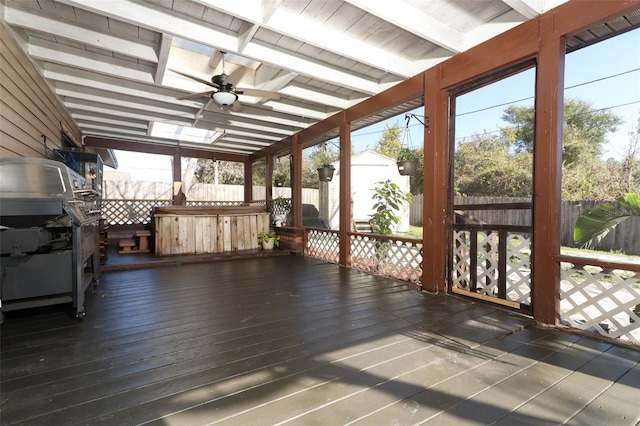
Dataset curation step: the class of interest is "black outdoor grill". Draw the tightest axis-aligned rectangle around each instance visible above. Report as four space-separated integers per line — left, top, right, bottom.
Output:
0 154 103 321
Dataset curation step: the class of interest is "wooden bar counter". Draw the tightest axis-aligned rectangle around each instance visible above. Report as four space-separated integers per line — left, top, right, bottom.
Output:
152 206 270 256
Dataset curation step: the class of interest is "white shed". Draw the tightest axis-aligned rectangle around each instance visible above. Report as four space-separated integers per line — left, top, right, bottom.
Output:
319 150 411 232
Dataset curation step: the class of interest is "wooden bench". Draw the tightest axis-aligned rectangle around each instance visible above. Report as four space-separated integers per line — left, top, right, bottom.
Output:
118 239 136 254
135 230 151 252
118 230 152 254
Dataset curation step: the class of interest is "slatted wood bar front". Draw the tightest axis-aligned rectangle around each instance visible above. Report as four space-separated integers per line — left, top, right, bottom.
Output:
152 206 270 255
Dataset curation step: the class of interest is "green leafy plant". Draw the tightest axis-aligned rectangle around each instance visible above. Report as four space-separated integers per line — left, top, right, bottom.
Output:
369 180 411 235
258 231 279 247
396 148 419 162
271 196 292 213
273 171 287 185
573 193 639 248
319 162 335 169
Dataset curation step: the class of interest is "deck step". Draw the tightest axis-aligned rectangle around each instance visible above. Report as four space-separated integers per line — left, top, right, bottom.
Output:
354 219 372 233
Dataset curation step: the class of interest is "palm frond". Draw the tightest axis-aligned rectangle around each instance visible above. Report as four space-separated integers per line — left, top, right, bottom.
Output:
573 193 639 248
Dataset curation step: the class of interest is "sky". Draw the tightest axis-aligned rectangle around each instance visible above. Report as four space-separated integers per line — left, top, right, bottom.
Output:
111 27 640 180
352 27 640 160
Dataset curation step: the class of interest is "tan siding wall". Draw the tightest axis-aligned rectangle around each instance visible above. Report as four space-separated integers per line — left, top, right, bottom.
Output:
0 22 81 159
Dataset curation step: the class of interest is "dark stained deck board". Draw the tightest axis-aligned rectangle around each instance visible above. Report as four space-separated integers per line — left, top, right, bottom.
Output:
1 255 638 425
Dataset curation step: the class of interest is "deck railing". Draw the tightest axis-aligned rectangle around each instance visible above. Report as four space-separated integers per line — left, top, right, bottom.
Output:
557 255 640 346
304 228 423 286
451 224 533 312
101 199 265 226
102 199 172 225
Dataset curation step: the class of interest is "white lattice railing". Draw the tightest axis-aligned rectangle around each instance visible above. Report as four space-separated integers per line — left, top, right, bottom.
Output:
303 228 423 286
305 228 340 263
350 234 422 285
102 199 172 225
451 225 532 311
102 199 260 225
559 256 640 346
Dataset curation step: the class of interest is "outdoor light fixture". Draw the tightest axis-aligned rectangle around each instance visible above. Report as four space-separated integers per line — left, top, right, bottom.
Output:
212 89 238 106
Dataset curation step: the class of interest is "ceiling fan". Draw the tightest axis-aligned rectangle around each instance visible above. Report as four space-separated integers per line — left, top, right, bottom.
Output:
172 52 281 112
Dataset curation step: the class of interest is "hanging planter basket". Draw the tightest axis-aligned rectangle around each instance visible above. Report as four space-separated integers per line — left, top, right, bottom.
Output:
317 166 335 182
396 159 417 176
397 116 418 176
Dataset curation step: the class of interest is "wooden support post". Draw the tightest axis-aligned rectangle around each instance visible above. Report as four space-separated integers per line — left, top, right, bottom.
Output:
422 68 449 293
339 115 351 267
291 134 303 228
244 159 252 203
532 12 565 325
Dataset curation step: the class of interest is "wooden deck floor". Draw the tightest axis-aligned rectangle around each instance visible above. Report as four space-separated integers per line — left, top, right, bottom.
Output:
1 255 639 425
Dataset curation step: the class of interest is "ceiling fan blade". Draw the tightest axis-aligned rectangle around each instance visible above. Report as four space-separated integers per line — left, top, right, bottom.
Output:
231 100 242 112
178 91 214 101
169 69 218 88
236 88 281 100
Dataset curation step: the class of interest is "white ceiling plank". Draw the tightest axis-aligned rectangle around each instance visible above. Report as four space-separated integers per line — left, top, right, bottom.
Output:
196 0 415 78
59 0 381 95
78 123 150 136
237 22 259 53
266 101 333 121
212 129 282 141
55 86 198 119
464 10 527 50
56 0 239 52
43 64 200 107
4 4 158 62
28 38 156 84
344 0 464 54
227 106 314 129
243 42 379 94
277 84 352 109
198 112 296 136
254 65 296 87
501 0 544 19
155 33 173 84
217 136 272 146
214 141 272 149
63 101 195 127
71 113 149 129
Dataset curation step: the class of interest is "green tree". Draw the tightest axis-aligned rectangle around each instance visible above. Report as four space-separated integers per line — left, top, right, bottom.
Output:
454 132 532 197
194 159 244 185
302 142 339 188
373 121 423 194
503 98 621 166
619 114 640 193
374 122 403 159
456 99 622 199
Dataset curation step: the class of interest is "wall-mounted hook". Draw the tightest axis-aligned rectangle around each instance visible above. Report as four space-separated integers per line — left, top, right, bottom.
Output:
405 113 430 128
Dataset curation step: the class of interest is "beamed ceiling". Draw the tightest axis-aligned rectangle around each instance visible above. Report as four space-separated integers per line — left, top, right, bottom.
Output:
3 0 581 158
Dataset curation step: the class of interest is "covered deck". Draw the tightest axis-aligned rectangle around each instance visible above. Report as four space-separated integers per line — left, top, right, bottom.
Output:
2 255 638 425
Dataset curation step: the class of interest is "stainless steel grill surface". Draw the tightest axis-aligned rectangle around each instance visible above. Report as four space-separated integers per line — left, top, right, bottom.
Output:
0 157 102 321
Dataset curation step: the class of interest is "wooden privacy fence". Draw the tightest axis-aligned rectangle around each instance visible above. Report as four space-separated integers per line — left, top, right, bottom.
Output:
410 195 639 254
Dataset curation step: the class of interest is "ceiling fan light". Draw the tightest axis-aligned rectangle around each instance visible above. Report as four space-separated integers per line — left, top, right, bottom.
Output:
212 91 238 106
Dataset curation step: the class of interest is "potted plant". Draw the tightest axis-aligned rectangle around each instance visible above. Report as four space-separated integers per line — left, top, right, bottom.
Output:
271 196 292 227
273 171 287 187
258 230 280 250
396 148 418 176
317 162 335 182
